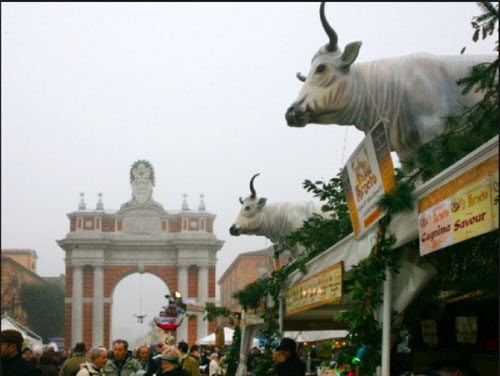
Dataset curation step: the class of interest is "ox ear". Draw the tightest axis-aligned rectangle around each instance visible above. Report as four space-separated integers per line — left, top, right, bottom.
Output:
257 198 267 209
339 41 362 69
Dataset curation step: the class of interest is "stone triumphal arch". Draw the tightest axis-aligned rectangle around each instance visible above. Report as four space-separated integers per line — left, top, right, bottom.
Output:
57 160 224 348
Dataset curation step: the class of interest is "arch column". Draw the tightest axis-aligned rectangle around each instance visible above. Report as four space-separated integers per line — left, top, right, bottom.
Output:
71 265 83 346
177 265 188 342
92 266 104 347
197 265 209 339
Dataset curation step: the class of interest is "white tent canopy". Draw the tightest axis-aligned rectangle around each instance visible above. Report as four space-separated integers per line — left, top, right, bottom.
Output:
197 327 259 347
197 327 235 346
284 330 348 343
1 314 43 348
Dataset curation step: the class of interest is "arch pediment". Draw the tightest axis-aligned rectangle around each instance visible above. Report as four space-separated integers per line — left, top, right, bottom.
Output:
118 206 166 234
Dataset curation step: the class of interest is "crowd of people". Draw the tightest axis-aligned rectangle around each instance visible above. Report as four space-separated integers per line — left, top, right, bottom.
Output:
2 328 479 376
1 329 232 376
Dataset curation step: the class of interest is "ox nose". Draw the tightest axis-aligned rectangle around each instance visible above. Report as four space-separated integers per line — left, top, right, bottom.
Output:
285 105 307 127
285 106 295 124
229 225 240 236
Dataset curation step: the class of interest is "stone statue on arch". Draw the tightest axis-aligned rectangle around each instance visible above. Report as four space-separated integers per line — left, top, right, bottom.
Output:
120 159 164 211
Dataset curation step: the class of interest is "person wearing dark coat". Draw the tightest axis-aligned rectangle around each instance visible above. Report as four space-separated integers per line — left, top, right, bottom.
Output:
1 329 43 376
59 342 89 376
136 345 158 376
37 350 59 376
272 338 306 376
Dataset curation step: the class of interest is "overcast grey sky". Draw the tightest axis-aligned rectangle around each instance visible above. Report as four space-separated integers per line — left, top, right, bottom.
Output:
2 2 496 343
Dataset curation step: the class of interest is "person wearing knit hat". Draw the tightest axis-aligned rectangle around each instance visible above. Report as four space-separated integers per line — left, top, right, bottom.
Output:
1 329 42 376
59 343 89 376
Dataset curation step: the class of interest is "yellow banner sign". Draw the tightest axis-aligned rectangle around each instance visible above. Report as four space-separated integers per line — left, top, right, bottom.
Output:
418 154 498 255
342 121 395 239
286 261 342 316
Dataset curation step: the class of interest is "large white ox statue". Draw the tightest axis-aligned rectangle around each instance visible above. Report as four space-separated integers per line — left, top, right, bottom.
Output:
285 2 496 160
229 174 330 244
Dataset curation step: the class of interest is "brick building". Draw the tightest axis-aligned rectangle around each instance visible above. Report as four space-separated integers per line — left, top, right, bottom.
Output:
218 248 269 313
57 161 224 349
1 249 47 325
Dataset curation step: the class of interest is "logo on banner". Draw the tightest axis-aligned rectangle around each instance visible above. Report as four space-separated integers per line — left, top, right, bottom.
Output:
342 121 395 239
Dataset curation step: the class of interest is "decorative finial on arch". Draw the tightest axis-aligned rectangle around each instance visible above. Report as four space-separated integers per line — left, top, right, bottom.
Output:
96 192 104 211
199 194 206 211
79 192 86 210
182 194 190 211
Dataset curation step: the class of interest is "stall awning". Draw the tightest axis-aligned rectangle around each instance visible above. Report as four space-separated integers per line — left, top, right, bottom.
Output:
285 330 348 342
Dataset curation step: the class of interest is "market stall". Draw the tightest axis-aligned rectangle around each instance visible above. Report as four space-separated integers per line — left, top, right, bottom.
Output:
282 136 498 373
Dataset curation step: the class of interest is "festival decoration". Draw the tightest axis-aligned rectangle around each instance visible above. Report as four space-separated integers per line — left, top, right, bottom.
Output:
165 335 176 345
154 292 185 332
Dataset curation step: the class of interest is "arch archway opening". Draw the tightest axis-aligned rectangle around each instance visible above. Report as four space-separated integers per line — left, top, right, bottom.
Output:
111 272 170 349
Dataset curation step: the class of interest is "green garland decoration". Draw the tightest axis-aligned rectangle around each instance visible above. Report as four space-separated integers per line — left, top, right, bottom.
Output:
222 324 242 376
231 278 268 311
201 304 242 376
129 159 156 186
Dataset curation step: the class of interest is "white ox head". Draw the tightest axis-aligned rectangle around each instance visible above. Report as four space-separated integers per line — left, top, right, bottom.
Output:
229 173 268 237
285 2 362 127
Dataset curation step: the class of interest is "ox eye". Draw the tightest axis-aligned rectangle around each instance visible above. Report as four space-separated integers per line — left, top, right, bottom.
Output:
245 206 250 211
315 64 326 74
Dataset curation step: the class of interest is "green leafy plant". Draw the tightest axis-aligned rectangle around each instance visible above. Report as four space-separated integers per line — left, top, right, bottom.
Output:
20 282 65 342
222 325 242 376
232 278 268 311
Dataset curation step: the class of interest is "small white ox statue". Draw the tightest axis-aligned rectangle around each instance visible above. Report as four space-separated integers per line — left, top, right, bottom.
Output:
229 173 330 244
285 2 496 160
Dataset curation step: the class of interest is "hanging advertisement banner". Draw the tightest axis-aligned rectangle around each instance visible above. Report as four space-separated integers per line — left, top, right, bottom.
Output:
456 316 478 344
183 298 206 316
418 153 498 256
341 121 395 239
285 261 342 316
421 320 438 347
243 306 265 326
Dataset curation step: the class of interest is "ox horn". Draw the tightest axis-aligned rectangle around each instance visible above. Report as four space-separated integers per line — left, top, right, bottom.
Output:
249 173 260 199
239 197 244 204
296 72 306 82
320 2 338 52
